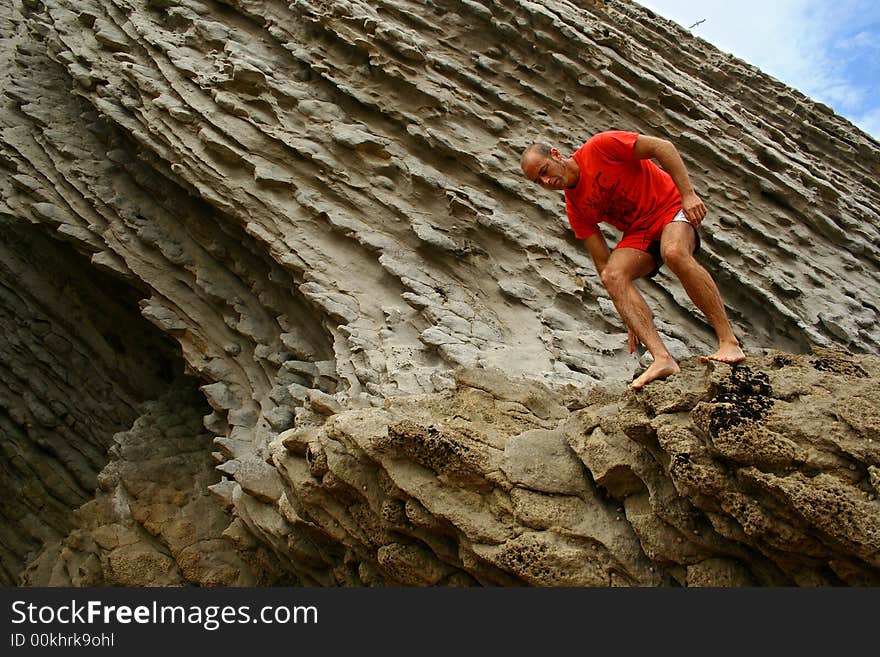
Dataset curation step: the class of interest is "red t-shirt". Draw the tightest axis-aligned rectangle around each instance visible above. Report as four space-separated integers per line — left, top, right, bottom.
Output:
564 131 682 248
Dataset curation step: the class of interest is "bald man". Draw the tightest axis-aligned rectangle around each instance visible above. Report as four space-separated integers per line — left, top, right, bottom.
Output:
521 131 745 388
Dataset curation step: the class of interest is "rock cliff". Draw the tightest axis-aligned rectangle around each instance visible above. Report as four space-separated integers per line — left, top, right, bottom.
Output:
1 0 878 586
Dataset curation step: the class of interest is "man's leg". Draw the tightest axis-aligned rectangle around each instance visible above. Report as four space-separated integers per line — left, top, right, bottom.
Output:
600 247 681 389
659 222 746 363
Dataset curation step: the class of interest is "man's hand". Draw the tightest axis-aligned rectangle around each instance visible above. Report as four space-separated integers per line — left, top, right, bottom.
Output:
628 328 641 354
681 191 707 227
633 136 707 227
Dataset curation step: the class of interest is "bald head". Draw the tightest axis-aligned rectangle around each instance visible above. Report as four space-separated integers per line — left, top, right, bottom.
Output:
520 143 552 171
520 142 578 190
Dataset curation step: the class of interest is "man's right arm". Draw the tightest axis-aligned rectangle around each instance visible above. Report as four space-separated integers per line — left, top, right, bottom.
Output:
583 232 640 353
583 231 610 275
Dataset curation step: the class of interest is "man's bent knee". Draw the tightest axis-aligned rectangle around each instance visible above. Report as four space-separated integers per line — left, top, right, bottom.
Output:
660 244 696 271
603 248 656 290
600 266 630 294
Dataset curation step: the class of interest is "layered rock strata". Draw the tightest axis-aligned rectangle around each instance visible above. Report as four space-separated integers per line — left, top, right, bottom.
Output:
0 0 878 585
22 378 261 586
0 217 183 584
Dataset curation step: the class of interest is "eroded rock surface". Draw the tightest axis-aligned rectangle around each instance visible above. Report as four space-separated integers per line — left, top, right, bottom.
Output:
0 218 183 584
0 0 878 585
258 350 879 587
22 378 261 586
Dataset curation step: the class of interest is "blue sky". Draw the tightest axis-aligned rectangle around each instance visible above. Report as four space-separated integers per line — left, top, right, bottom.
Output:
638 0 880 139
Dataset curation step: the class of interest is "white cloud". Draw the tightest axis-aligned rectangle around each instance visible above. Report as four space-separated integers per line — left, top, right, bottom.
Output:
855 107 880 142
636 0 878 137
636 1 820 91
819 82 864 112
838 30 877 52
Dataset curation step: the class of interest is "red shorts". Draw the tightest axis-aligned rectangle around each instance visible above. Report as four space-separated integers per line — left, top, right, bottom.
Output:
616 209 701 278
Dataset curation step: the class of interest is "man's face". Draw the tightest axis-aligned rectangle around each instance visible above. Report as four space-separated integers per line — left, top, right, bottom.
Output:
521 149 571 190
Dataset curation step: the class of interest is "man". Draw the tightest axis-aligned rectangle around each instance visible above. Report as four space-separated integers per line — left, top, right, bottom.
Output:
520 131 745 389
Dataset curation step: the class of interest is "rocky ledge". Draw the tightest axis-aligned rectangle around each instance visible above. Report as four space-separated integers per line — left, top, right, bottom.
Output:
26 349 880 586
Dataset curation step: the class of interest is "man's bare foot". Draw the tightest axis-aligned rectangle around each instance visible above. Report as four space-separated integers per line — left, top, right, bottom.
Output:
631 357 680 390
700 342 746 364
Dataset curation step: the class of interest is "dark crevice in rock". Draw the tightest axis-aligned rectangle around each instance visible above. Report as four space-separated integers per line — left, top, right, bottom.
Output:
0 218 186 585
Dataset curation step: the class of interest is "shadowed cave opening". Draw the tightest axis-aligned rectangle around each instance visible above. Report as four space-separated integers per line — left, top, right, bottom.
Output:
0 218 201 585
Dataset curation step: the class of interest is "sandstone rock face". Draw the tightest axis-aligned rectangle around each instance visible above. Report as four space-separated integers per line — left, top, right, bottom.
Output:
0 0 878 585
263 350 879 586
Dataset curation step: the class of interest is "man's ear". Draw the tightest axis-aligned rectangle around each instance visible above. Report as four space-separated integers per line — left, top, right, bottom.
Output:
550 148 564 161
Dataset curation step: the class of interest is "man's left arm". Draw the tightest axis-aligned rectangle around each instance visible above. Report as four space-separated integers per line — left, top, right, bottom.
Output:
632 135 707 226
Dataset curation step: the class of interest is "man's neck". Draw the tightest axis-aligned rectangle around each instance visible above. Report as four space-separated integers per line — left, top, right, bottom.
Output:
566 158 580 189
